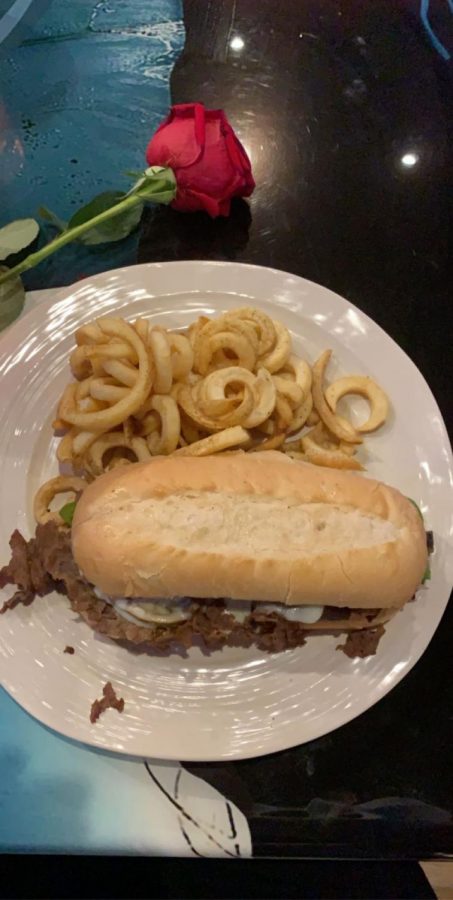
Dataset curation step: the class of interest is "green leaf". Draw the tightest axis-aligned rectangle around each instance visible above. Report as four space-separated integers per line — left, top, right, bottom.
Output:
67 191 144 245
407 499 431 584
0 219 40 260
38 206 67 232
0 269 26 331
59 500 76 526
127 166 176 204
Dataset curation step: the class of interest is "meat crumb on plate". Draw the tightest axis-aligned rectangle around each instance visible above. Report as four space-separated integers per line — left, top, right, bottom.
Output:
90 681 125 724
63 645 75 654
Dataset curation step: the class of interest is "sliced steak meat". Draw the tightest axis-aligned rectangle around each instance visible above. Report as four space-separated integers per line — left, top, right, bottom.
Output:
34 522 79 584
321 606 381 622
0 529 53 597
247 609 307 652
0 588 35 615
0 531 32 591
336 625 386 659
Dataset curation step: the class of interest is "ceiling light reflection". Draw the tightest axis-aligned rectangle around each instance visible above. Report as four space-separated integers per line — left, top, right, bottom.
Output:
401 152 419 168
230 36 245 51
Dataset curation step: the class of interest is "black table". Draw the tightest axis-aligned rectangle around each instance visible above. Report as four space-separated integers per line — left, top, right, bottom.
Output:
139 0 453 864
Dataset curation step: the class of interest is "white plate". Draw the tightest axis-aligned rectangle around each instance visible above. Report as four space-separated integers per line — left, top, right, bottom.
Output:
0 261 452 761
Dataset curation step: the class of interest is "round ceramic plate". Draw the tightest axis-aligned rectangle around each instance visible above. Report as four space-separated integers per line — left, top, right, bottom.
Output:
0 261 451 760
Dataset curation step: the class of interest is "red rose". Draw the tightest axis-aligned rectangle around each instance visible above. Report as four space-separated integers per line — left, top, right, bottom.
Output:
145 103 255 217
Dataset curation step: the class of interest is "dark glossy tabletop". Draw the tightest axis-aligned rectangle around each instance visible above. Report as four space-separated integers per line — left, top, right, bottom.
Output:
144 0 453 859
1 0 452 864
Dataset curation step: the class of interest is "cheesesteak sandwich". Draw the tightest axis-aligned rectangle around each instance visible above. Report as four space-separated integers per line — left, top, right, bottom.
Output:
1 453 428 657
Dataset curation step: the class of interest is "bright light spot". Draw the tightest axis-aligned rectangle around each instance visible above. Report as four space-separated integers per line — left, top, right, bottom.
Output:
230 35 245 51
401 152 419 168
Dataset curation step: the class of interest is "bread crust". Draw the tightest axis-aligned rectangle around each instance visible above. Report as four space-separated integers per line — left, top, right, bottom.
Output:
72 455 427 608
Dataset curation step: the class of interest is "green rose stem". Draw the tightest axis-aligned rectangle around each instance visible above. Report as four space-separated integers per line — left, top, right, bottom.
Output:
0 196 139 286
0 166 176 288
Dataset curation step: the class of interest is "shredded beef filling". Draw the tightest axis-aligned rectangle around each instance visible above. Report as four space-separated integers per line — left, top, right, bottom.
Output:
0 521 387 656
336 625 386 659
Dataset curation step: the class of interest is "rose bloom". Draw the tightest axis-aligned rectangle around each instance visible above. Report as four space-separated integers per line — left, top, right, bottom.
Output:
146 103 255 217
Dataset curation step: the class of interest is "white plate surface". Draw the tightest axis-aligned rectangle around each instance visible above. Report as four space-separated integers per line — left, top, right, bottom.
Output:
0 261 452 760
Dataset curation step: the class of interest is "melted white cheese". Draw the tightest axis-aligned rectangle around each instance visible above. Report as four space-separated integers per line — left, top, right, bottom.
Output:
94 589 324 627
222 600 324 624
115 598 192 625
257 603 324 624
223 600 253 623
94 589 193 625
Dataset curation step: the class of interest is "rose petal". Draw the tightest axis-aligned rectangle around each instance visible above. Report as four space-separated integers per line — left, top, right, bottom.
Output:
145 103 255 217
146 103 206 170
